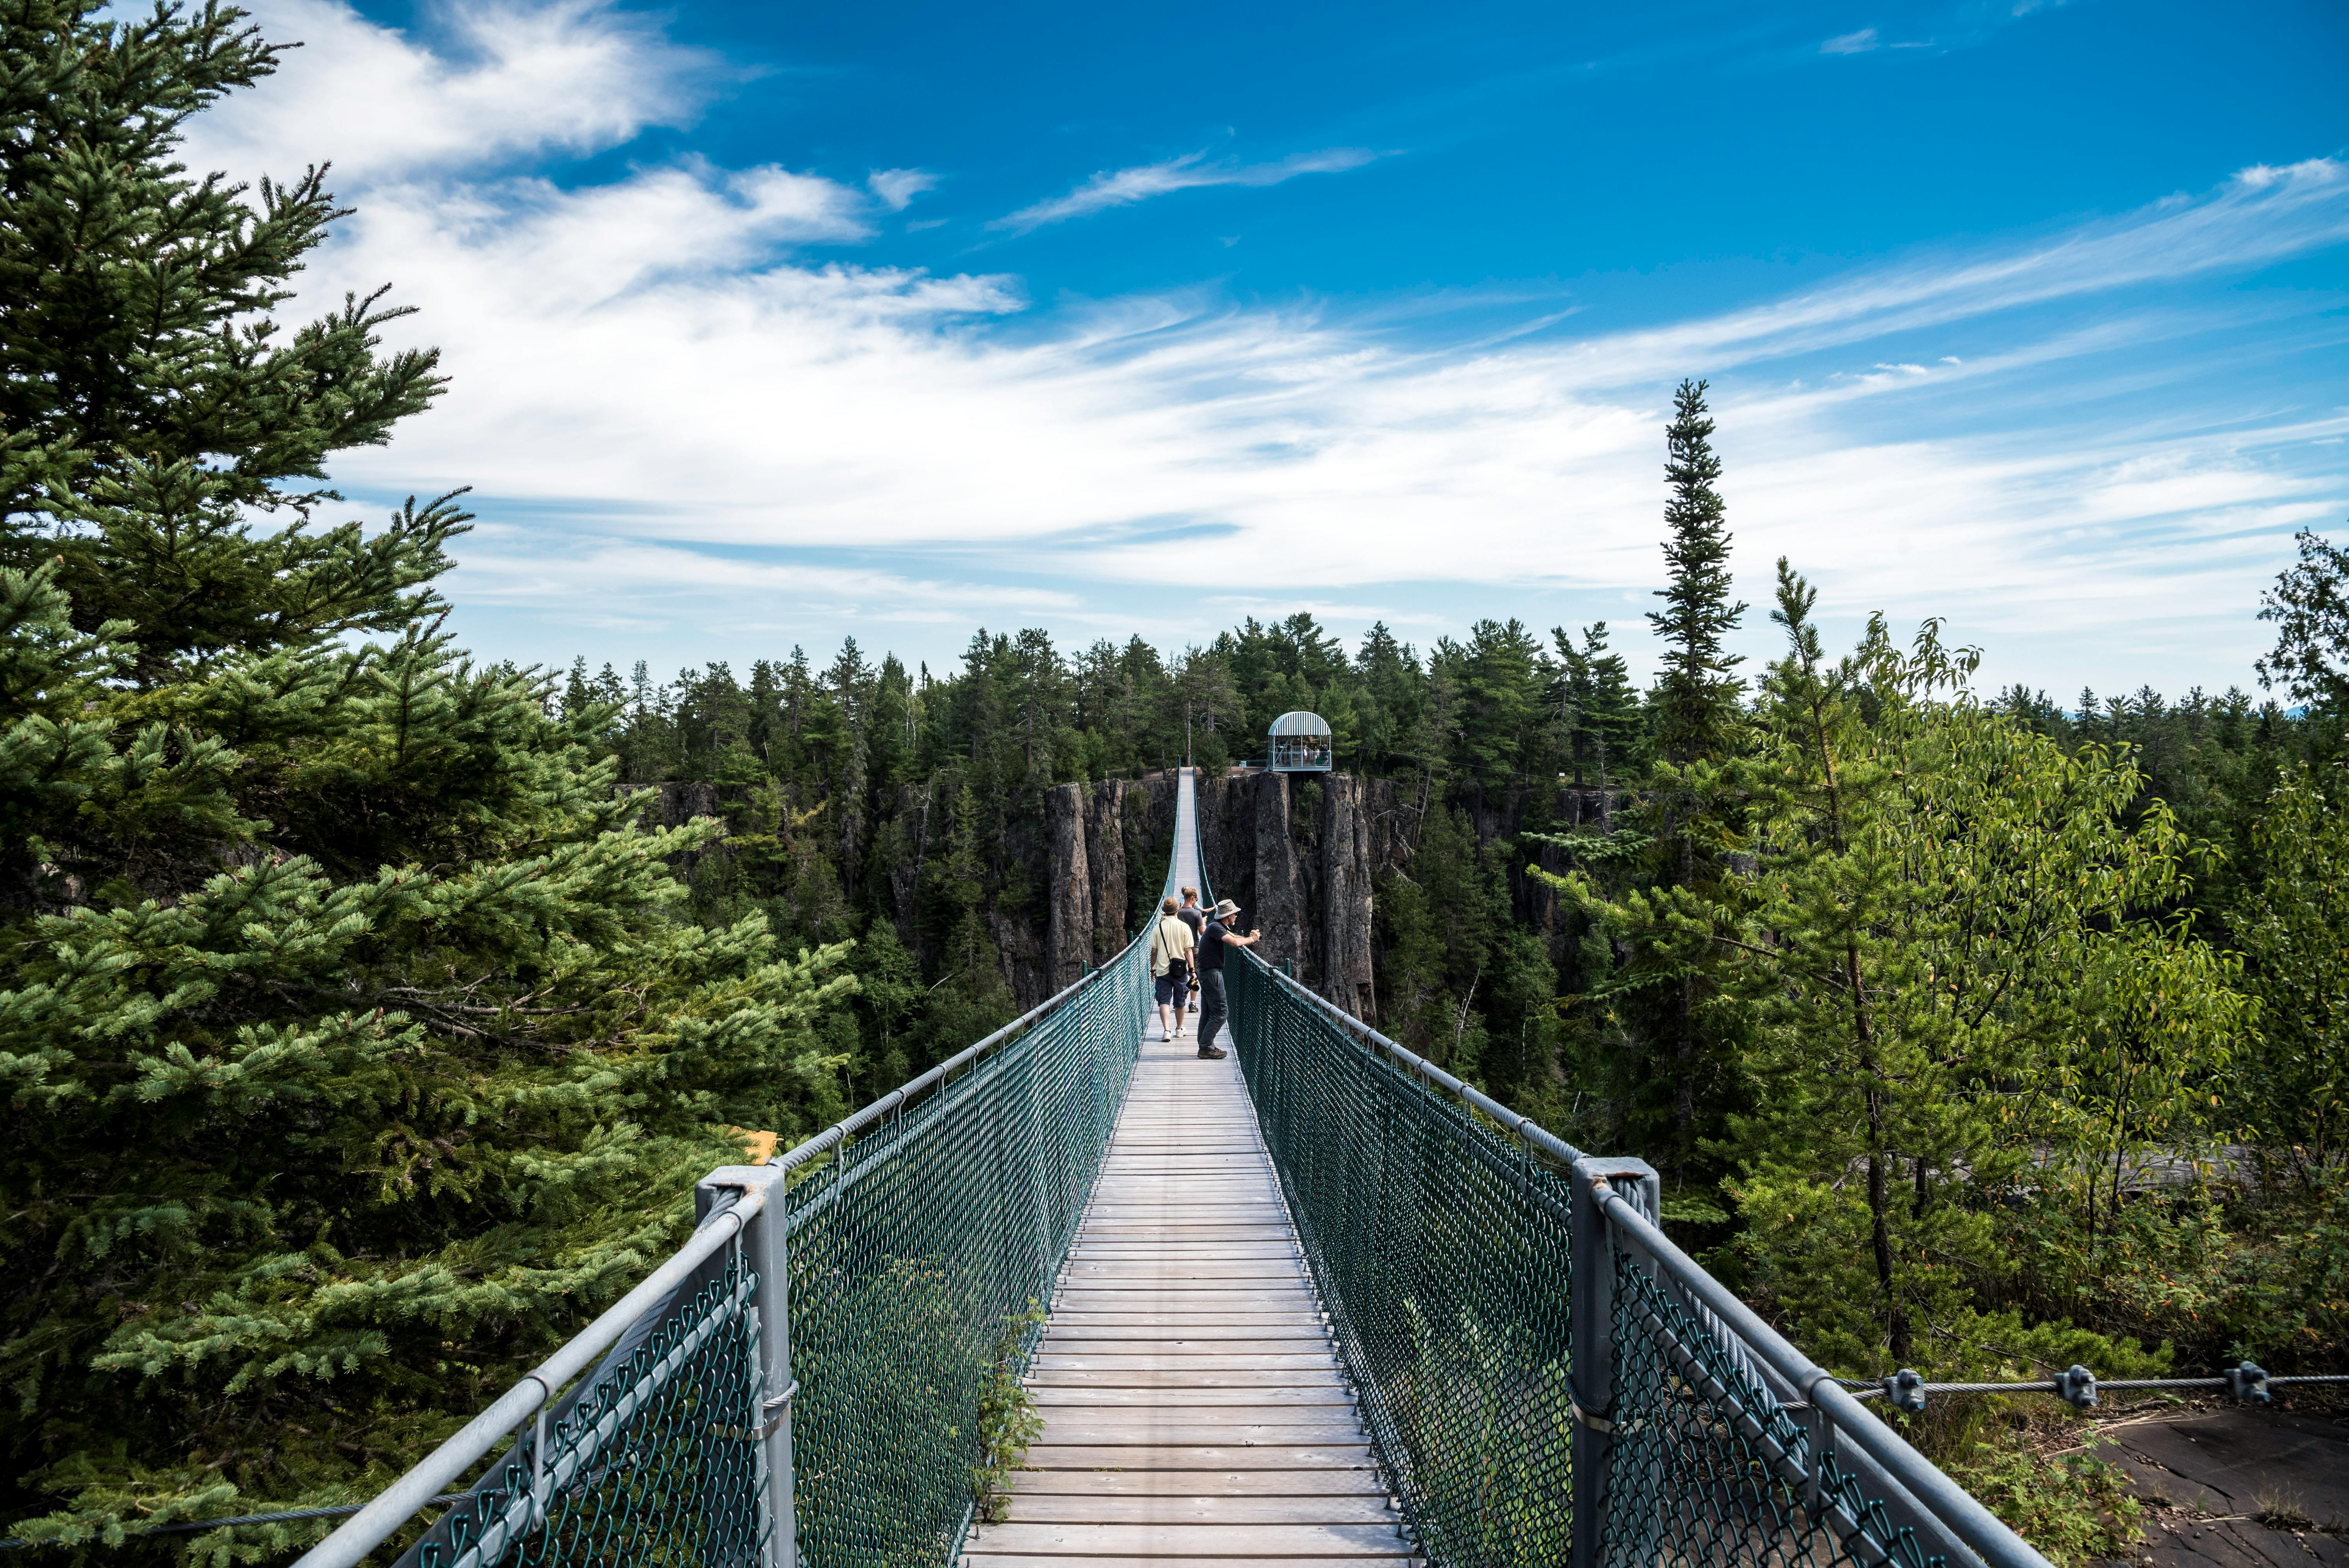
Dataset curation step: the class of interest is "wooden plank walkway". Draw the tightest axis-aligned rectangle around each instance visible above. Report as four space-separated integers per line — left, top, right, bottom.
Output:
965 771 1410 1568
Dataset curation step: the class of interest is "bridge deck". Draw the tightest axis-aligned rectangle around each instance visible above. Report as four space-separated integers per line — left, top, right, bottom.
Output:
964 771 1411 1568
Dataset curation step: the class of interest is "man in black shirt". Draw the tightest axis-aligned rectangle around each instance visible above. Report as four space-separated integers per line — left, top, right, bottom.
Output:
1192 897 1260 1060
1174 888 1205 1037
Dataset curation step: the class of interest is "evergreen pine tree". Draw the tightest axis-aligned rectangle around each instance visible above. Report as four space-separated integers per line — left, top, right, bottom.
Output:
1453 618 1543 793
0 1 448 681
0 8 854 1550
1647 379 1746 764
1552 622 1641 809
1354 622 1424 776
1634 378 1747 1177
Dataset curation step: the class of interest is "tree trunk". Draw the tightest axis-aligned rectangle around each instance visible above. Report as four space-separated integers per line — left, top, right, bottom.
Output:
1673 831 1696 1174
1867 1134 1906 1361
1850 935 1905 1361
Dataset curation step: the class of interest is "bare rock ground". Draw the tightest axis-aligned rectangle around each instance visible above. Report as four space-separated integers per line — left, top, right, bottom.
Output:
2100 1401 2349 1568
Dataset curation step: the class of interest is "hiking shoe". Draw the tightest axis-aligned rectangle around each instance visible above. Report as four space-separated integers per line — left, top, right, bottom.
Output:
1196 1045 1227 1059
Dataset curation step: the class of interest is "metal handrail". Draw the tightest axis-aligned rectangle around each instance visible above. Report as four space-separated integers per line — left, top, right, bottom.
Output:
1588 1172 2048 1568
770 926 1143 1185
1233 944 1586 1166
297 1188 763 1568
1233 950 2053 1568
294 927 1146 1568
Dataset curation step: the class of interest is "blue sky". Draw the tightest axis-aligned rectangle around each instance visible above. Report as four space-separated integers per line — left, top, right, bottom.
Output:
192 0 2348 696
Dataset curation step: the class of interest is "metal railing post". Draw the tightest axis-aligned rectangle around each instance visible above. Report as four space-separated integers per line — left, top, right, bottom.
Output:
700 1165 797 1568
1570 1155 1657 1568
1028 1032 1052 1286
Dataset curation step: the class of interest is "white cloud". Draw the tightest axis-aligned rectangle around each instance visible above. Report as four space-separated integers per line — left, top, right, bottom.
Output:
455 528 1083 629
205 0 2349 688
993 148 1379 231
1822 27 1880 53
185 0 715 180
397 160 879 305
867 169 940 210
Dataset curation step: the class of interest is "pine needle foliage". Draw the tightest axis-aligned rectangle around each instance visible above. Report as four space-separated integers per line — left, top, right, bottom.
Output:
0 0 451 684
1551 622 1641 798
0 6 857 1555
1609 378 1750 1180
1547 559 2247 1370
1646 378 1746 768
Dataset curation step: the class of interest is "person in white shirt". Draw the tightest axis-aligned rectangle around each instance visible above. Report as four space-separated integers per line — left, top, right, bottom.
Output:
1148 896 1196 1040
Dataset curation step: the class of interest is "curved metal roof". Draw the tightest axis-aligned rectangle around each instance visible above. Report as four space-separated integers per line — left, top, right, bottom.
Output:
1267 709 1333 737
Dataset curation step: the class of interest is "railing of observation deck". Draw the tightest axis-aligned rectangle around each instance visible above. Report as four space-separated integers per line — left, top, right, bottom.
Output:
1226 950 2053 1568
298 914 1157 1568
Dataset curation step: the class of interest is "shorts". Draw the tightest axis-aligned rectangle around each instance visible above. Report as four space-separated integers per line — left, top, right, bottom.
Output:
1154 965 1191 1006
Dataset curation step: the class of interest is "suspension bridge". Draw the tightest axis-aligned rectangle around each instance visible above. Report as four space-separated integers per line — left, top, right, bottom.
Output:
299 771 2049 1568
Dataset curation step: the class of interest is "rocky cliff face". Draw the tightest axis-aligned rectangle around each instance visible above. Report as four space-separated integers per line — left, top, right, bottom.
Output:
1185 768 1620 1020
1184 770 1380 1018
1043 778 1144 991
658 767 1619 1021
971 768 1389 1016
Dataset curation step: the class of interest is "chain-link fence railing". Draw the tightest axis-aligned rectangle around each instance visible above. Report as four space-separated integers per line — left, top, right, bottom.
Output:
399 1240 768 1568
1226 952 1572 1568
299 931 1149 1568
781 937 1145 1568
1226 951 2052 1568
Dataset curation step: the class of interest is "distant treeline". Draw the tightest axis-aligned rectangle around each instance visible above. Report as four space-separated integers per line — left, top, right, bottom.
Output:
561 579 2311 1141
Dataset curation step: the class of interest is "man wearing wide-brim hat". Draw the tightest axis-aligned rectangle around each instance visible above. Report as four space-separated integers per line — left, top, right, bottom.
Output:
1192 898 1260 1061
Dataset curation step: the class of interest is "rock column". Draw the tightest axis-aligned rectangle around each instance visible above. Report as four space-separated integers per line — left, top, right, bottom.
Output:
1253 772 1306 973
1046 782 1092 991
1321 774 1376 1018
1084 780 1132 959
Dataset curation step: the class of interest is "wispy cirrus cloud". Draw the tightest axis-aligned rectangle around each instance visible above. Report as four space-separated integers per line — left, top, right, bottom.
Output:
190 0 2349 689
992 147 1379 232
309 144 2344 678
1808 0 2077 61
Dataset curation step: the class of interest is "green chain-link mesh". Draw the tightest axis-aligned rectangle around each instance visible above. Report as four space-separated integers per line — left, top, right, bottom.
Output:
1608 1252 1940 1568
417 1254 769 1568
380 778 1997 1568
411 938 1146 1568
1227 954 1574 1568
1229 952 1969 1568
782 937 1147 1568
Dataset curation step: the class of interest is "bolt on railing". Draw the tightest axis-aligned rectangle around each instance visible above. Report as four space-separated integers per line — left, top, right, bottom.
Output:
1864 1361 2338 1414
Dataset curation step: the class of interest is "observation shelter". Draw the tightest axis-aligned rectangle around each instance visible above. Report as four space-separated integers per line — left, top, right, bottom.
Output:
1267 709 1334 772
299 768 2055 1568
